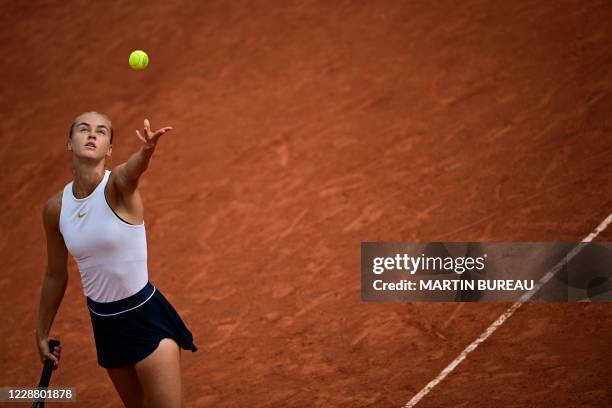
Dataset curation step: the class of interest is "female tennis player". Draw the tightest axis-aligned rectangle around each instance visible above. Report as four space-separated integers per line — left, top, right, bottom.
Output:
35 111 198 408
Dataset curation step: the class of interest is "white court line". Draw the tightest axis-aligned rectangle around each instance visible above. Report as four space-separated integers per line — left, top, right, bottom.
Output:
404 213 612 408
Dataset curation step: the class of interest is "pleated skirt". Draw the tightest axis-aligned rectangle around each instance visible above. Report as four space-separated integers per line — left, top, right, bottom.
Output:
87 281 198 369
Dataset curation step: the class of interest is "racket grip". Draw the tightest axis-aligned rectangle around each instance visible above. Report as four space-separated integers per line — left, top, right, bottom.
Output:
31 339 60 407
48 339 60 353
45 339 60 368
38 339 61 387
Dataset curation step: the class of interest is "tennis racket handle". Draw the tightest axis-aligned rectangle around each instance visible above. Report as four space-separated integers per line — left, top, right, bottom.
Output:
31 339 61 408
38 339 61 387
48 339 60 353
45 339 60 367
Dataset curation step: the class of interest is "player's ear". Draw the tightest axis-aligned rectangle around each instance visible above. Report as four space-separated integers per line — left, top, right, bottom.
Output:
67 141 72 151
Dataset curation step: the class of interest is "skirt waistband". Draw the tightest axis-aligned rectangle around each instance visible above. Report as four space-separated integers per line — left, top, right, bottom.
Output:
87 281 156 317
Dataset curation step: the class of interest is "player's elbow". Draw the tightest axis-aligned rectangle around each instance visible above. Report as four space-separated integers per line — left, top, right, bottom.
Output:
46 264 68 283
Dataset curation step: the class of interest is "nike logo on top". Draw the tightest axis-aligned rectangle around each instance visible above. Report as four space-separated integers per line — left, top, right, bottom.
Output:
78 211 87 218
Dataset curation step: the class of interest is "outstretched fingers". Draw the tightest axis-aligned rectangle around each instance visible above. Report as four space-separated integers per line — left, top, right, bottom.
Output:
151 126 173 142
144 119 151 137
136 121 173 146
135 129 148 144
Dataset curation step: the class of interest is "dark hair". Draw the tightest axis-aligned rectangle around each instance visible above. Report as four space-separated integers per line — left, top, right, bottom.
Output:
68 111 114 143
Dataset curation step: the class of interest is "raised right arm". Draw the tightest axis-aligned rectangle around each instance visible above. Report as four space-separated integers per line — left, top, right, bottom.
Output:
35 191 67 366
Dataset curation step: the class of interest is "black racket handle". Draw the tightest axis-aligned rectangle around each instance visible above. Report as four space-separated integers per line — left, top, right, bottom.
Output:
31 339 60 408
39 339 60 386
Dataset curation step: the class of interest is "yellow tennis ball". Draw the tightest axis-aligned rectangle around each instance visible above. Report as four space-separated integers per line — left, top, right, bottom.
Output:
129 50 149 70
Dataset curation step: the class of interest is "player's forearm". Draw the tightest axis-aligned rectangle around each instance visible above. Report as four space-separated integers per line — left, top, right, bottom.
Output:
123 146 156 184
35 273 67 339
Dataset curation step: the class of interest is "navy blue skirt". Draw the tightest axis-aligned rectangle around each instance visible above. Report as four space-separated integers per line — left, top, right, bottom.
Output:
87 281 198 369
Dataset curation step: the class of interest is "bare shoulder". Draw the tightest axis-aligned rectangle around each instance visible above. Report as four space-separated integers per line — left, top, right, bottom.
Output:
43 190 63 229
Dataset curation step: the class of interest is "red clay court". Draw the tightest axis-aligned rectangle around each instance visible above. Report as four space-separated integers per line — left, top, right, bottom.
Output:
1 1 611 406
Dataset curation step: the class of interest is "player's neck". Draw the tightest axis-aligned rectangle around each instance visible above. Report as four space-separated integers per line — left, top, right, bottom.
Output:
72 165 106 198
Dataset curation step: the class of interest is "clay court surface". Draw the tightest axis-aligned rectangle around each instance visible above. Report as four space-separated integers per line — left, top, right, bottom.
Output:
1 1 611 406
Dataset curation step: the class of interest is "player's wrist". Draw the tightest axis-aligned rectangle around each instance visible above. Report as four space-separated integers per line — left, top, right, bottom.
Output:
140 144 155 157
35 329 48 341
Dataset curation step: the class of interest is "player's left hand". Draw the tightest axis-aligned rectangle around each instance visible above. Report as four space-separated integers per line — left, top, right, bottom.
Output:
136 119 173 149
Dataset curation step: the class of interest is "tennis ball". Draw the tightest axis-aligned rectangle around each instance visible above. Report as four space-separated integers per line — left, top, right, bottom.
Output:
129 50 149 70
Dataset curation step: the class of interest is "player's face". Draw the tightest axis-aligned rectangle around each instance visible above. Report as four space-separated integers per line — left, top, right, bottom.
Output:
69 113 112 160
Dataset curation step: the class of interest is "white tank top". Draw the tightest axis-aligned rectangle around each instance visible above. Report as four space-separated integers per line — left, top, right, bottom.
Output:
59 170 149 302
